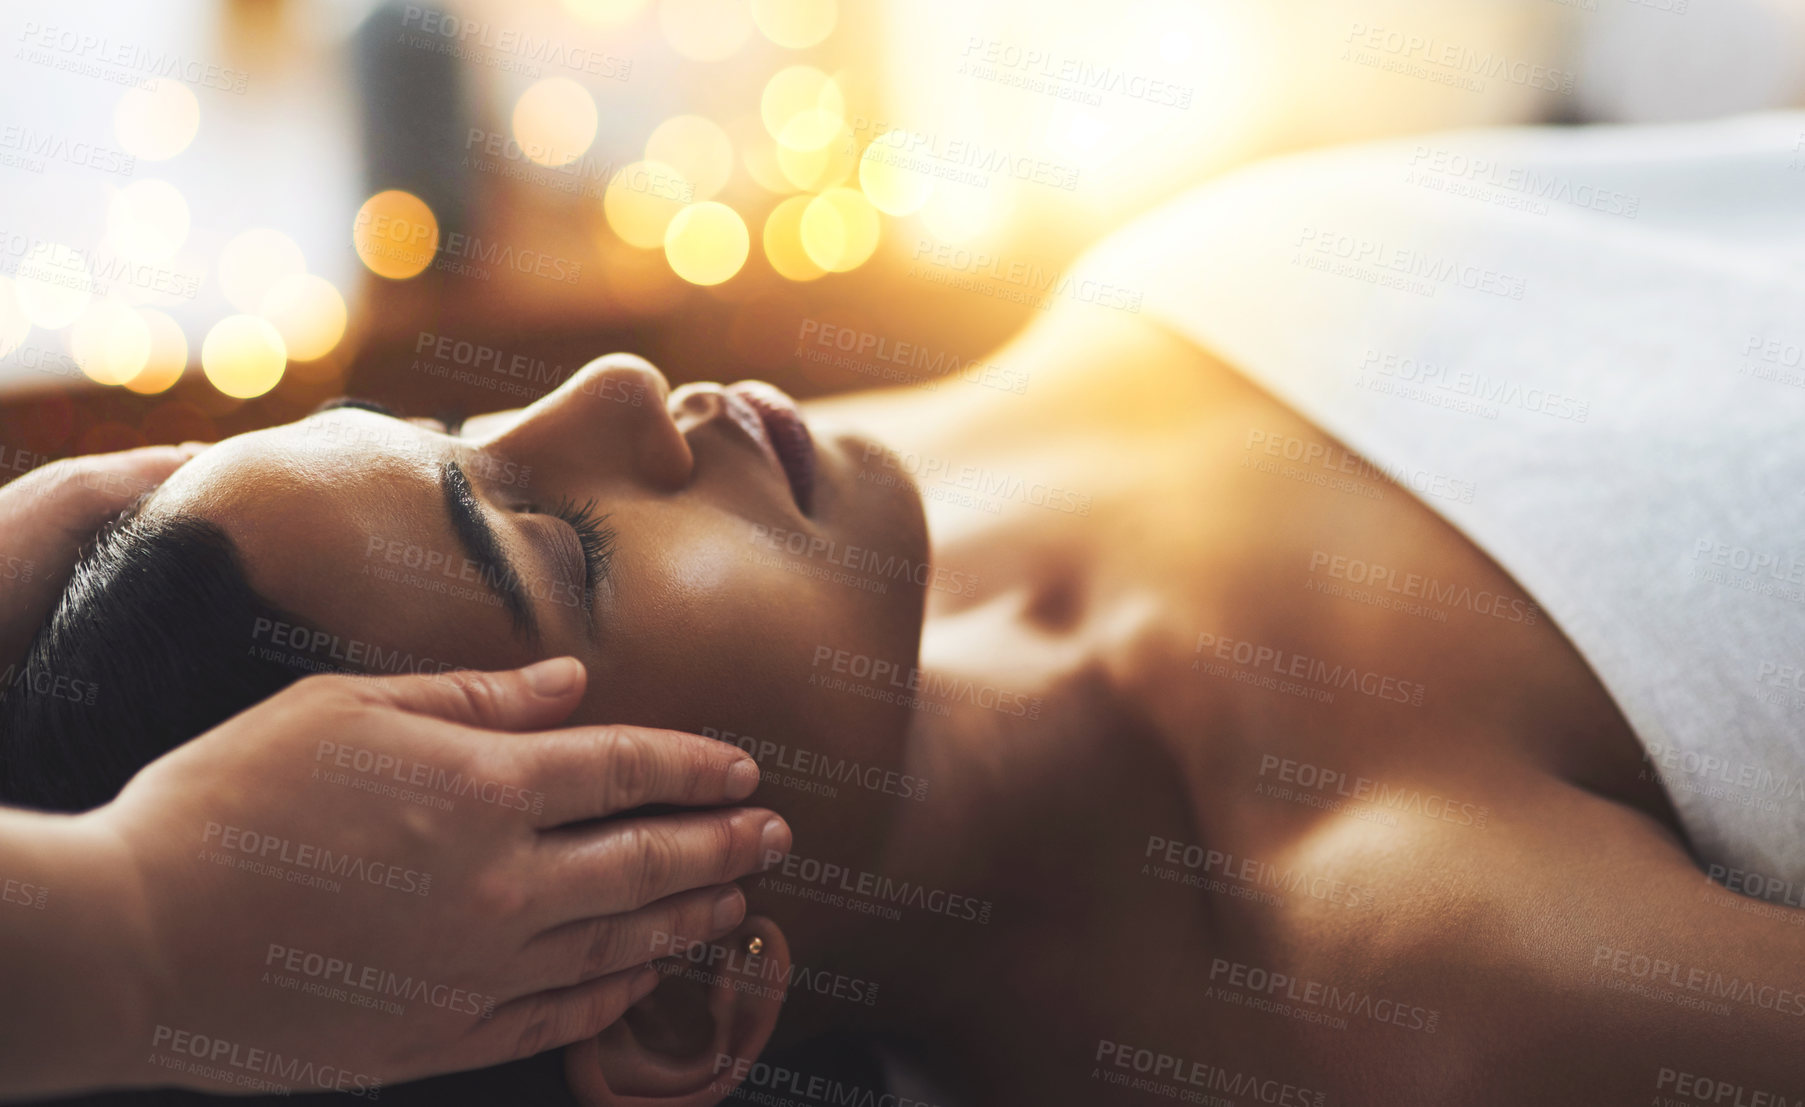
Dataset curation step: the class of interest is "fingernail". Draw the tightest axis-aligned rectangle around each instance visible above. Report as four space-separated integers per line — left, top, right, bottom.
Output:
522 656 582 697
712 886 746 932
759 817 791 867
726 758 760 800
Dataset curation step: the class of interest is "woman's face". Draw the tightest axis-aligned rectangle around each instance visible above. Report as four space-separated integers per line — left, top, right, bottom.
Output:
147 355 931 796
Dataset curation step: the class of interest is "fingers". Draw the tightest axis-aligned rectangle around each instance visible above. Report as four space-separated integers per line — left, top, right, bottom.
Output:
481 964 663 1064
347 658 589 732
516 724 763 826
506 884 746 997
531 807 789 926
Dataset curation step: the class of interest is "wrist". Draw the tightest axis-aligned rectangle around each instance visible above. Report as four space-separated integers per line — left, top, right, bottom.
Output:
69 805 167 1090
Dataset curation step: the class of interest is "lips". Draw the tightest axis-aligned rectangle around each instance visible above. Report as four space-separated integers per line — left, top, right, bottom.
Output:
728 381 816 514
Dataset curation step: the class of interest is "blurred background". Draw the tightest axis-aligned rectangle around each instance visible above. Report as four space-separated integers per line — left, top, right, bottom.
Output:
1 0 1803 460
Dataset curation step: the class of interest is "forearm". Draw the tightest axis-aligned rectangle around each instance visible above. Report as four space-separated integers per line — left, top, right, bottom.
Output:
0 805 151 1097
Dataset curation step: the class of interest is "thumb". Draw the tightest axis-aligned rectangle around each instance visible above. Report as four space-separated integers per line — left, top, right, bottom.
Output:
349 657 588 732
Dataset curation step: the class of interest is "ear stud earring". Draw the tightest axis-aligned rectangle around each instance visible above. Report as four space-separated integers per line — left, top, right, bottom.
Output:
745 936 764 956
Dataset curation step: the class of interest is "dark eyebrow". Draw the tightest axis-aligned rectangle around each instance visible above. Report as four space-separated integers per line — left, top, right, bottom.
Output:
440 460 538 641
314 397 401 418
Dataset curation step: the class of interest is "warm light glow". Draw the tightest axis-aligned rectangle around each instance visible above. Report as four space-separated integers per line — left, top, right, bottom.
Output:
751 0 836 48
114 79 200 161
124 309 188 394
218 228 308 313
645 115 735 201
70 300 151 386
202 315 287 399
259 274 347 362
919 177 1015 243
664 201 750 285
107 179 191 263
762 195 825 281
799 187 879 272
733 115 794 193
511 78 599 168
760 67 844 142
353 191 439 280
603 160 694 249
859 133 935 215
776 115 854 190
560 0 648 24
0 277 30 358
14 242 92 329
659 0 753 61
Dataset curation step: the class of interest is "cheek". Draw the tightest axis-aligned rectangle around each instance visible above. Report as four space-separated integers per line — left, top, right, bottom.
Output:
582 520 924 749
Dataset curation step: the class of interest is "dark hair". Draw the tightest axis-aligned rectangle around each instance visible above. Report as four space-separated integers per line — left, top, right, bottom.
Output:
0 509 307 812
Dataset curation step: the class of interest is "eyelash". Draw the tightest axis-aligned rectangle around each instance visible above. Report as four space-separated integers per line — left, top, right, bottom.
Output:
524 497 617 602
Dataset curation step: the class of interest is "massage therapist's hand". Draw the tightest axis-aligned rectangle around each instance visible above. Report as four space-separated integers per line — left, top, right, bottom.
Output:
0 443 203 673
0 659 788 1098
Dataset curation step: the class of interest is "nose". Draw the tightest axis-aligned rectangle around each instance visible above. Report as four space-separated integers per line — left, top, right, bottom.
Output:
481 353 693 490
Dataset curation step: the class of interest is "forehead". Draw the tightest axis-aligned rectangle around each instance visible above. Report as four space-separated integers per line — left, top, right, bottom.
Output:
145 413 529 672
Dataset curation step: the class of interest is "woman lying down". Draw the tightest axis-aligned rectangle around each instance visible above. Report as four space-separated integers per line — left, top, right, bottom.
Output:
10 112 1805 1107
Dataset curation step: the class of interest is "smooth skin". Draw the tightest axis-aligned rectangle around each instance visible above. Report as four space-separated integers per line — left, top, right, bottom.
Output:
0 450 792 1100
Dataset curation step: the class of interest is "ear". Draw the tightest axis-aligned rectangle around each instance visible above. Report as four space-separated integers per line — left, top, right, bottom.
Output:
564 916 790 1107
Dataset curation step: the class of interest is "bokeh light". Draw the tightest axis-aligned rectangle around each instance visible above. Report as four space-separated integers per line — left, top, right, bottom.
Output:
761 67 844 141
603 160 694 248
859 133 935 215
751 0 836 48
0 277 30 358
645 115 735 200
560 0 648 25
919 177 1016 243
114 80 201 161
776 114 855 190
218 228 308 313
69 299 151 386
659 0 754 61
353 190 439 280
762 195 826 281
106 179 191 263
14 242 92 329
799 187 879 272
201 314 286 399
511 77 599 168
664 201 750 285
258 274 347 362
124 309 189 395
733 114 794 193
